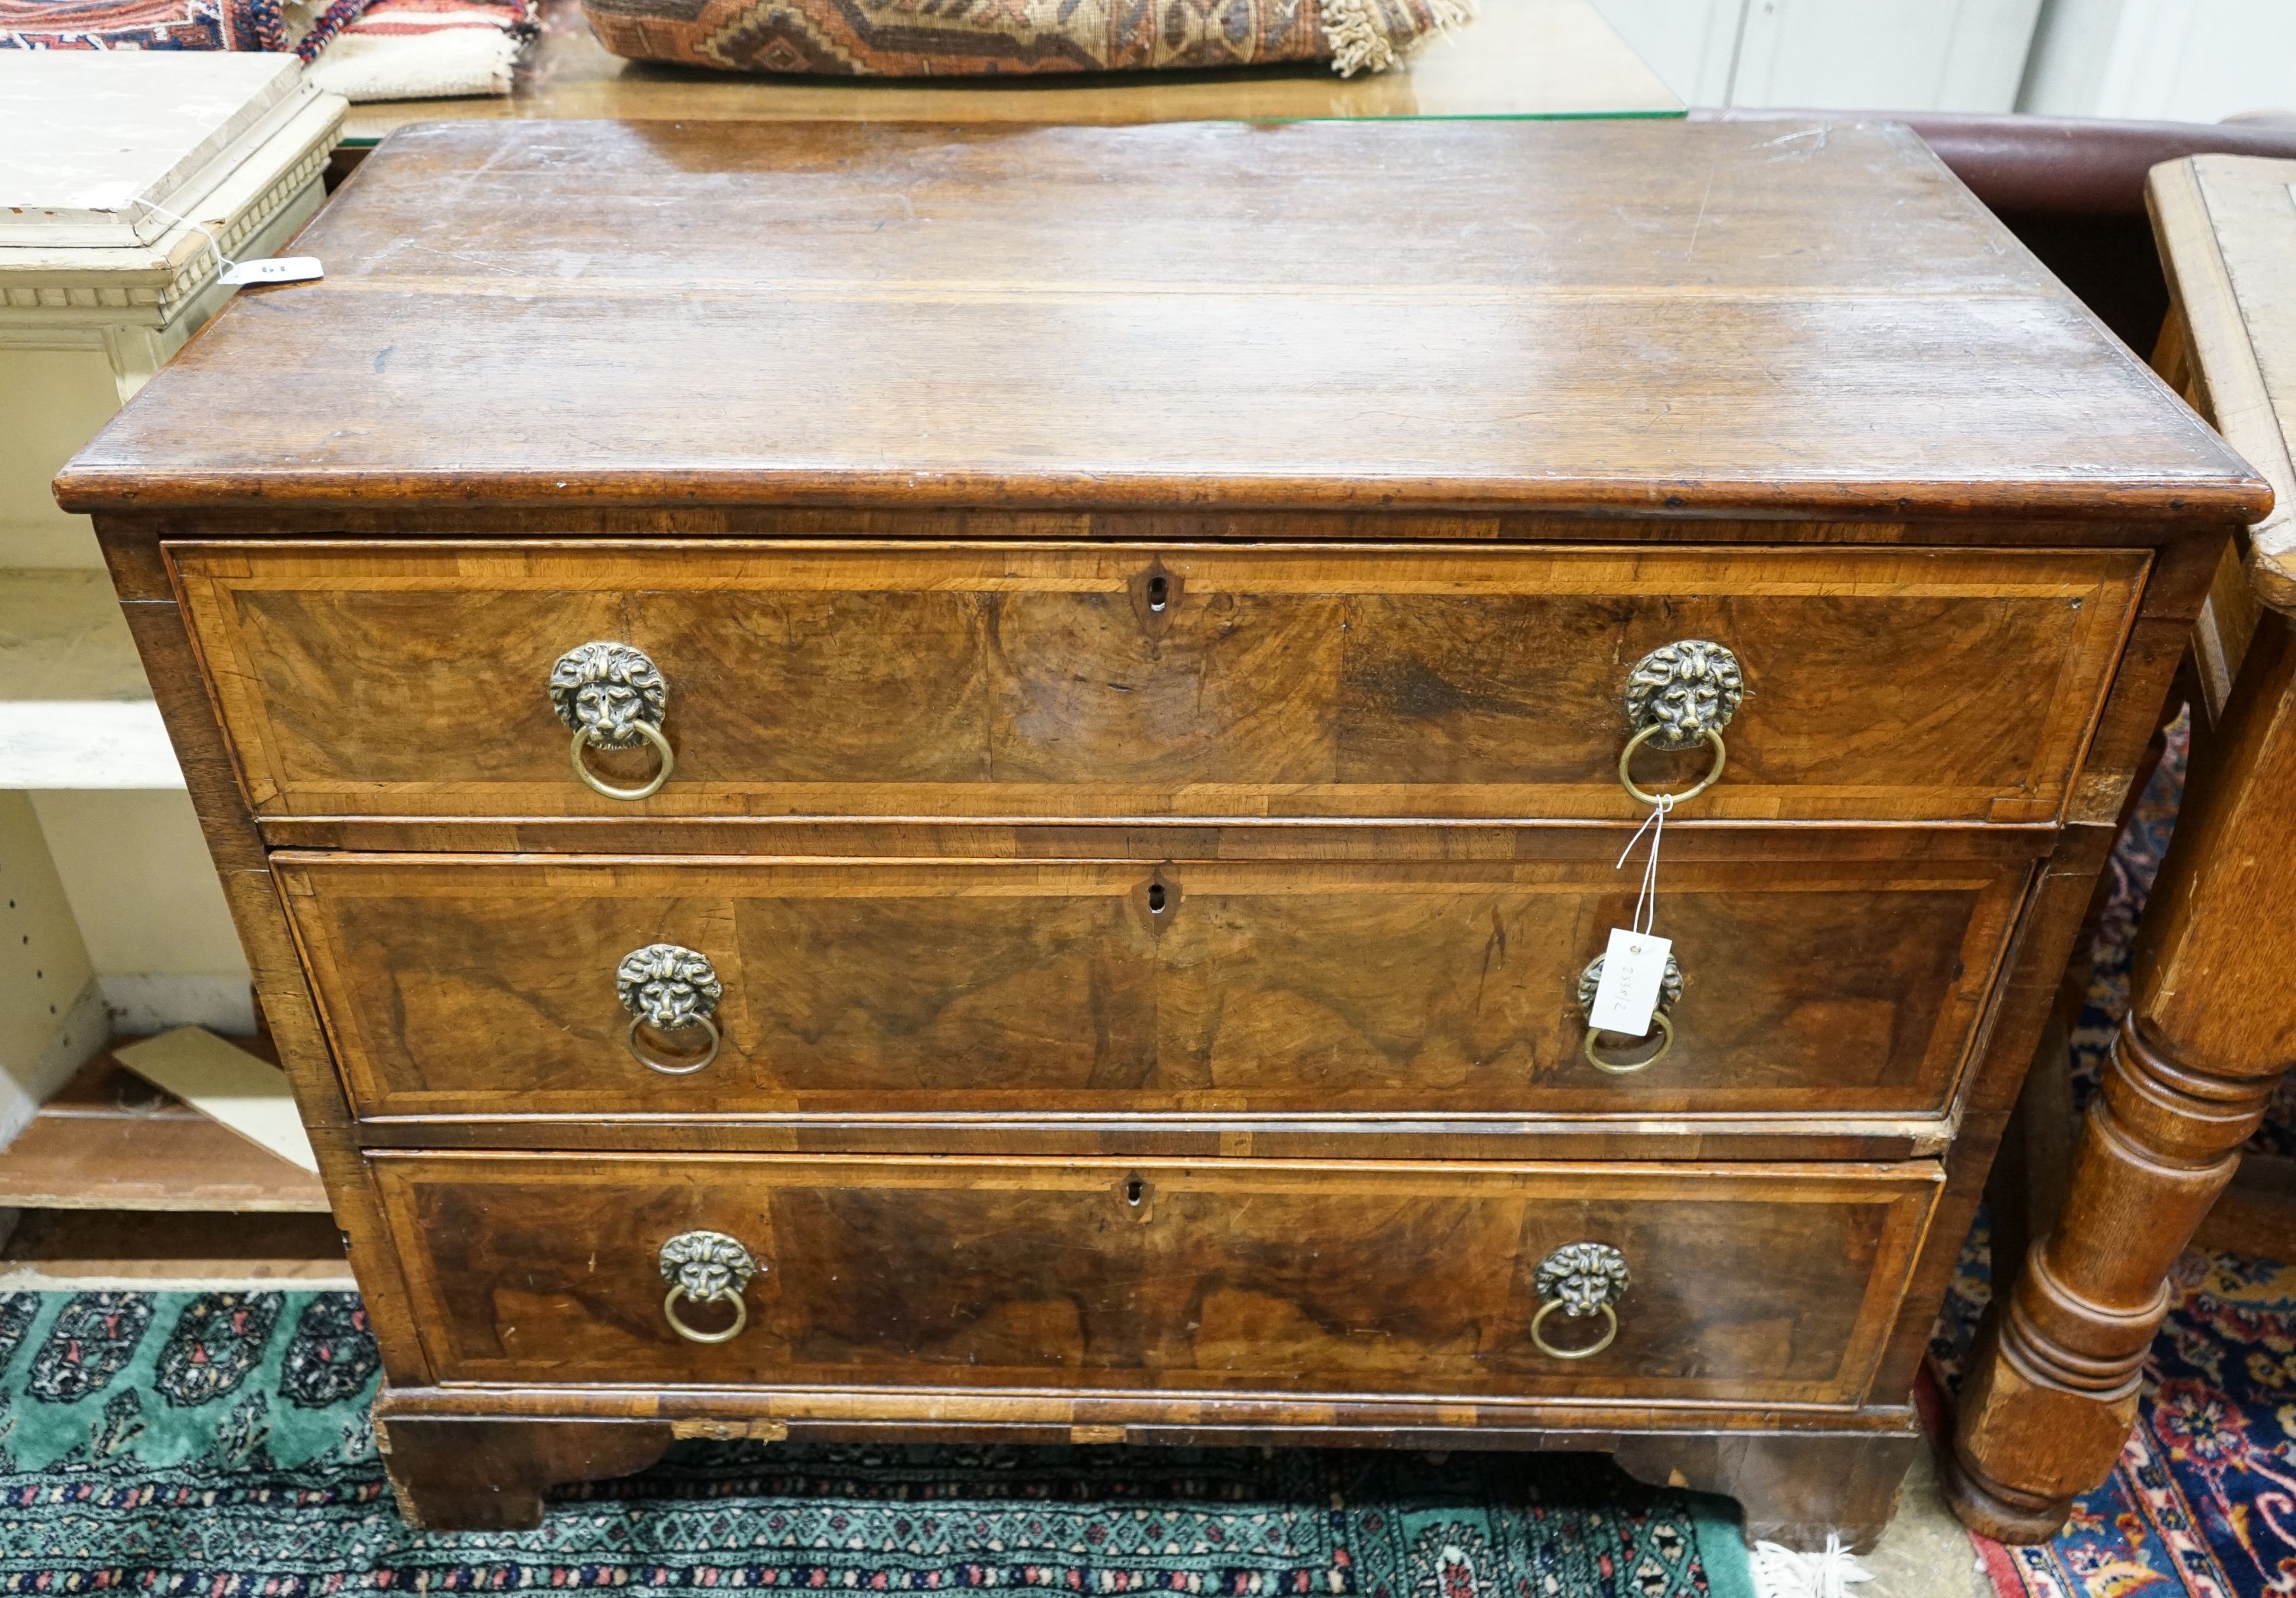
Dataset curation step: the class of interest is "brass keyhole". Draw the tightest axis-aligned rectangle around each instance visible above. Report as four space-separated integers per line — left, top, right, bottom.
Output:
1120 1172 1155 1221
1134 871 1179 934
1130 567 1183 634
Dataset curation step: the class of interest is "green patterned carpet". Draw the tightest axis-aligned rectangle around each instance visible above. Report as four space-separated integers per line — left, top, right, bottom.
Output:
0 1290 1755 1596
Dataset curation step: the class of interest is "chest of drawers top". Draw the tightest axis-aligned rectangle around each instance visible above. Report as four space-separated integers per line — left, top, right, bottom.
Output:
57 116 2262 530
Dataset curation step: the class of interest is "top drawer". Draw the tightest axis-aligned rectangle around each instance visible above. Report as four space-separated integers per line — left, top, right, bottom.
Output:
169 540 2145 827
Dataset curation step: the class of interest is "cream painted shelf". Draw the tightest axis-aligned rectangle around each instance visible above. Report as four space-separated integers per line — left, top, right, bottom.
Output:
0 569 179 790
0 57 338 1286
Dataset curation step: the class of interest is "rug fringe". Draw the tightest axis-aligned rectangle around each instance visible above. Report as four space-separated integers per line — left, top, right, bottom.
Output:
307 25 522 99
1322 0 1474 77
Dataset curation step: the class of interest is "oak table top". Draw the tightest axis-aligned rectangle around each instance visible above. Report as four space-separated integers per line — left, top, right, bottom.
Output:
57 117 2264 528
2151 155 2296 615
338 0 1680 145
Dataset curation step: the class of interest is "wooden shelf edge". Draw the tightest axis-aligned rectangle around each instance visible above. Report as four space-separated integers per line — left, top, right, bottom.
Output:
0 1208 352 1290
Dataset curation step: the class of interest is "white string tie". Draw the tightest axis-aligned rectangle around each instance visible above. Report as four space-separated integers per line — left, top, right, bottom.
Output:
1615 791 1672 937
132 197 243 278
132 197 323 288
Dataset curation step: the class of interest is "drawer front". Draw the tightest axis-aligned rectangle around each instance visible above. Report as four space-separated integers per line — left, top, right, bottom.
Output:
282 846 2029 1124
373 1153 1939 1404
174 540 2144 825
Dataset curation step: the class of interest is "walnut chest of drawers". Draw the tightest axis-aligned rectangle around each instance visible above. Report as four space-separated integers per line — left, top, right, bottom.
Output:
57 116 2268 1547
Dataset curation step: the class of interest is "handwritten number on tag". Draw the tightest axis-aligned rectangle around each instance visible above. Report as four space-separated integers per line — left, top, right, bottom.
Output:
220 256 324 287
1590 927 1671 1036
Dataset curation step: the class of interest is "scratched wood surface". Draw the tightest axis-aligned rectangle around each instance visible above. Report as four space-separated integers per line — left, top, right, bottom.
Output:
56 119 2262 523
370 1151 1941 1404
281 849 2026 1125
170 540 2146 825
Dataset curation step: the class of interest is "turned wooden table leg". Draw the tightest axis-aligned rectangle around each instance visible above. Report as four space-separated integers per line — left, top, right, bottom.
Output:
1949 616 2296 1541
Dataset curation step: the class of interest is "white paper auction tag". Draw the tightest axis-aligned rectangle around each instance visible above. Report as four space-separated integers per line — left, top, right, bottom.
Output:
1589 926 1672 1036
221 256 325 287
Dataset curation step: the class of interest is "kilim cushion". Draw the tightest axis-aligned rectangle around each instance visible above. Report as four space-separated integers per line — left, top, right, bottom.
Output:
577 0 1472 78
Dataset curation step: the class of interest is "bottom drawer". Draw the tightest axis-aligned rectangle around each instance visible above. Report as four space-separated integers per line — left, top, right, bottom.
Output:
373 1154 1939 1406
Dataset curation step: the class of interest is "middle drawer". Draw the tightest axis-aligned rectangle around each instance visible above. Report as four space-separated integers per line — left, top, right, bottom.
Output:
280 841 2030 1126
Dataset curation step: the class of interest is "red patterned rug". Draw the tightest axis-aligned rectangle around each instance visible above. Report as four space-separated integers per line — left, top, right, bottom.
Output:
0 0 533 99
0 0 364 56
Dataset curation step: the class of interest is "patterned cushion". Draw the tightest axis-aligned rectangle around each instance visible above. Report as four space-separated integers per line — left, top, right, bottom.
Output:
578 0 1472 78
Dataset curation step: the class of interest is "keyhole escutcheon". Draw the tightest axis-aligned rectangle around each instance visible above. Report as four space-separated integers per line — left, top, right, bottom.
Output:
1130 564 1184 634
1120 1172 1155 1221
1133 869 1180 934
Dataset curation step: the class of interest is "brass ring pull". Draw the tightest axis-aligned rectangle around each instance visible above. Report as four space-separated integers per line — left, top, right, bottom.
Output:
1576 953 1684 1078
1617 722 1727 807
571 718 674 802
659 1229 757 1345
1618 639 1743 807
1584 1009 1673 1075
1530 1298 1619 1360
662 1282 748 1344
550 641 673 803
1531 1241 1629 1362
627 1012 720 1076
616 944 723 1077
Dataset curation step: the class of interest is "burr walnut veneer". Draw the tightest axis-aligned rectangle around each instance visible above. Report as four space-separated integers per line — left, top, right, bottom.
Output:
58 117 2268 1546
